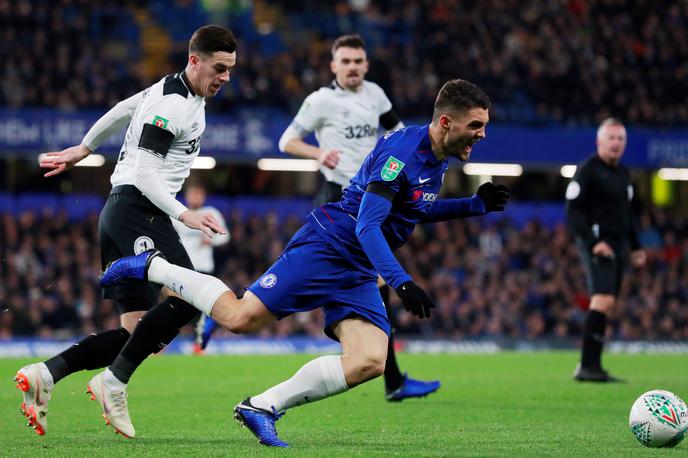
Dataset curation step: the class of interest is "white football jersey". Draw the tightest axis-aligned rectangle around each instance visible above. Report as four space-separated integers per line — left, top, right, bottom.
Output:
171 206 229 273
110 72 206 193
292 80 393 186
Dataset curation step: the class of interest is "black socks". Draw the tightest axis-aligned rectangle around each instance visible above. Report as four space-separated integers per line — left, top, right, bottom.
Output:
381 284 405 392
44 327 131 383
580 309 607 370
109 296 198 384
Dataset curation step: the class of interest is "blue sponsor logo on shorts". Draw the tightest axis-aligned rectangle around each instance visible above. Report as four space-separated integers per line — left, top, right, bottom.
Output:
259 273 277 289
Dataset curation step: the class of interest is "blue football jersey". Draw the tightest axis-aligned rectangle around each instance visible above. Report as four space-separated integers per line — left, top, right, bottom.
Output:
308 124 449 273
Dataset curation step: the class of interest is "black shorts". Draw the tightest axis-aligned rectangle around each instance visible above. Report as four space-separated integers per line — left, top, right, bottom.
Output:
313 180 344 206
99 185 193 312
577 239 626 296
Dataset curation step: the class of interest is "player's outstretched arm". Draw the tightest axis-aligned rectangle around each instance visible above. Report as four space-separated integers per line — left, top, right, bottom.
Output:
476 182 510 212
82 91 144 152
206 208 230 246
178 210 226 238
40 91 144 178
278 123 340 169
40 144 92 177
355 183 435 318
420 182 510 223
132 151 225 238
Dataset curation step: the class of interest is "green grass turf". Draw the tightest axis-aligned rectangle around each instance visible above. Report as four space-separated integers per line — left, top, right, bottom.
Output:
1 352 687 456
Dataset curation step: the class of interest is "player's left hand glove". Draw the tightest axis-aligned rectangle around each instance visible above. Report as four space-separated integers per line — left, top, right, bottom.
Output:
477 182 510 212
396 281 435 319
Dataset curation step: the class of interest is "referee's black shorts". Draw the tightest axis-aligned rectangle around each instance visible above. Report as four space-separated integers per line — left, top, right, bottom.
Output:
313 180 344 206
576 239 627 296
99 185 194 313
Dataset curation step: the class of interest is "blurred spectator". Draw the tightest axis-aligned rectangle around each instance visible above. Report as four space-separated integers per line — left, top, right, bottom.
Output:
1 205 686 340
1 1 687 126
0 0 142 110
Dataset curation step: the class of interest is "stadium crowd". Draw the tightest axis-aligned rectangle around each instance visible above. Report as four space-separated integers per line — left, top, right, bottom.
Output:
1 0 687 126
0 0 142 110
1 207 686 341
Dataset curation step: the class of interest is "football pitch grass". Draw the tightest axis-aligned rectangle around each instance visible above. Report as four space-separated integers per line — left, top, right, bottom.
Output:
2 352 687 456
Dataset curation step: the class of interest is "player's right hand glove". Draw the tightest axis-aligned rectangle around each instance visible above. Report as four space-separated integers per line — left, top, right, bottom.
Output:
476 182 510 212
395 281 435 319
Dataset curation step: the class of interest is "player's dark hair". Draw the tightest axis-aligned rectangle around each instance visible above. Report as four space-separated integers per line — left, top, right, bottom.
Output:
332 34 366 57
433 79 490 120
189 25 237 56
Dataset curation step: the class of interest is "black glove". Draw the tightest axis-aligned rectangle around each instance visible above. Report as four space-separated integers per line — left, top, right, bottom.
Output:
395 281 435 319
476 182 510 212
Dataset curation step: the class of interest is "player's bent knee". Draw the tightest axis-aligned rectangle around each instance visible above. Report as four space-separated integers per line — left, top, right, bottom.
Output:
226 315 255 334
337 319 389 384
357 358 386 382
222 293 274 334
160 286 182 299
352 350 387 382
223 308 271 334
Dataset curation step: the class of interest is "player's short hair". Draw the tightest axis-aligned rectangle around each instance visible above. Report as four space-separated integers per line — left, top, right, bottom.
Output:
596 117 625 139
332 34 366 57
433 79 490 120
189 25 237 56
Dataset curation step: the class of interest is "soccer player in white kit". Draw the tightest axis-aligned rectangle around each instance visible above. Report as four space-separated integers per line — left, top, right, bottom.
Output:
278 34 441 402
14 25 235 438
169 182 230 353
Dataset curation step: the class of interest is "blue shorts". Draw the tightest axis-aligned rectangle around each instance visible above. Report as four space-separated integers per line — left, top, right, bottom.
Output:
248 224 391 341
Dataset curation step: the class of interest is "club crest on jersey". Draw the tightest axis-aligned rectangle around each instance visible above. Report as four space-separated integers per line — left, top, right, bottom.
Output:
152 115 169 129
381 156 405 181
134 236 155 255
260 273 277 289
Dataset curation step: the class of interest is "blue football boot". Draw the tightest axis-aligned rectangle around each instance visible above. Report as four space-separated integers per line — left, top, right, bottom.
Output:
201 316 220 349
386 374 441 402
193 315 220 354
234 398 289 447
100 249 163 287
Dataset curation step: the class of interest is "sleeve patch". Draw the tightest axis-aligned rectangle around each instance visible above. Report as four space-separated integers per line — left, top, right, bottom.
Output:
153 115 169 129
381 156 406 181
565 181 581 200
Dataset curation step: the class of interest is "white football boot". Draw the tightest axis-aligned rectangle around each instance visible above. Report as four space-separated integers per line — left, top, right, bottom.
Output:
14 363 54 436
87 371 135 438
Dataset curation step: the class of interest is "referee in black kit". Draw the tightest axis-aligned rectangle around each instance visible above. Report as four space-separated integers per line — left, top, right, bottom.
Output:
565 118 647 382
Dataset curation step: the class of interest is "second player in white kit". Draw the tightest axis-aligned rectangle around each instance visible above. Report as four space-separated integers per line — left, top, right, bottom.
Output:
171 182 230 353
278 34 441 402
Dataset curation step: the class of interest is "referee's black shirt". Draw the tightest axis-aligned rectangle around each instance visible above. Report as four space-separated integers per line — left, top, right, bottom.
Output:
565 154 641 250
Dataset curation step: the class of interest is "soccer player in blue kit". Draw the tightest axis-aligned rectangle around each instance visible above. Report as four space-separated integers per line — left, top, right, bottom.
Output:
100 79 510 447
